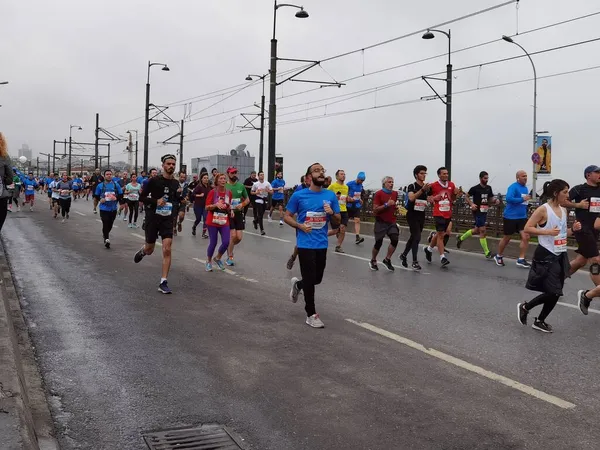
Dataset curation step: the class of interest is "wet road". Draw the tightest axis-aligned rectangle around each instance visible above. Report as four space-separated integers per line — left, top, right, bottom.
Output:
4 199 600 449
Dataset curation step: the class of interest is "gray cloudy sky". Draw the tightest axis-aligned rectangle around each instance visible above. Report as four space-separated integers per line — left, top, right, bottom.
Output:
3 0 600 192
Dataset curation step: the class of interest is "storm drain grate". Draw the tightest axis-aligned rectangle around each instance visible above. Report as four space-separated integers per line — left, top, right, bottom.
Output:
143 424 244 450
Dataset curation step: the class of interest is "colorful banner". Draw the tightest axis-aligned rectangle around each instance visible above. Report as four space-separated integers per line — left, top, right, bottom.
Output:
534 135 551 175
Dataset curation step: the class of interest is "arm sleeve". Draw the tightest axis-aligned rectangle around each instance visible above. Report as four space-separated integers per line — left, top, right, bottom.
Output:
140 179 157 206
94 184 101 196
505 186 524 204
286 193 299 214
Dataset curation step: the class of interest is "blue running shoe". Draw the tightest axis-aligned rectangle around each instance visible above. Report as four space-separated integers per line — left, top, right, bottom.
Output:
205 262 213 272
215 259 225 271
225 258 235 267
158 281 172 294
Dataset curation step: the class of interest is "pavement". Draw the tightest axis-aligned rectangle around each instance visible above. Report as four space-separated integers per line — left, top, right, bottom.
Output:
2 199 600 449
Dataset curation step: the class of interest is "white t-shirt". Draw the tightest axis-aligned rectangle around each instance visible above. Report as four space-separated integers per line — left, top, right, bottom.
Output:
252 181 272 203
50 181 61 199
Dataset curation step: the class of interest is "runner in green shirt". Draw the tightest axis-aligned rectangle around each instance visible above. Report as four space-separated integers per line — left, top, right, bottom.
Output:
225 166 250 266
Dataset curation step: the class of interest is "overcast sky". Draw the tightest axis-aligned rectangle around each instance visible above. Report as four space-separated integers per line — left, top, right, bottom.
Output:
3 0 600 192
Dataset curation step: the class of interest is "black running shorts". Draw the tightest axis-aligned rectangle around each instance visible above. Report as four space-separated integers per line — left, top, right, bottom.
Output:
229 213 245 231
145 216 173 244
434 216 452 232
574 228 600 259
503 218 527 236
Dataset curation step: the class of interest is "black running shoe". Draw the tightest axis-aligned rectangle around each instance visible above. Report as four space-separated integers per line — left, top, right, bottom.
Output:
441 256 450 268
427 231 435 244
517 302 528 325
158 280 172 294
104 239 110 249
532 318 553 333
355 236 365 245
578 290 591 316
456 236 463 249
192 227 196 236
369 260 378 271
286 255 296 270
261 230 266 236
382 258 394 272
411 261 422 271
134 247 145 263
424 247 432 263
399 253 408 268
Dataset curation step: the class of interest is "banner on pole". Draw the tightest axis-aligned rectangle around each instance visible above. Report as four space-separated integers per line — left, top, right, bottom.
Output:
534 135 551 175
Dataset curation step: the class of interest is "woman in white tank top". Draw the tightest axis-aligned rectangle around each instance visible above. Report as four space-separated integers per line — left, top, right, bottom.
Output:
516 180 582 333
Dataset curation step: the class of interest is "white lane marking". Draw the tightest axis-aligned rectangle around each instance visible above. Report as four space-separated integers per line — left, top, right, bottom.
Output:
334 251 430 275
132 233 162 246
245 231 291 243
557 301 600 315
346 319 576 410
74 211 86 216
193 258 258 283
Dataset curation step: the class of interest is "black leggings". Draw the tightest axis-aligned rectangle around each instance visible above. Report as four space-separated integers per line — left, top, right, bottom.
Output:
296 248 327 317
127 200 139 223
59 198 71 217
11 196 18 206
524 293 560 322
403 212 425 261
253 201 267 231
0 198 8 232
100 210 117 240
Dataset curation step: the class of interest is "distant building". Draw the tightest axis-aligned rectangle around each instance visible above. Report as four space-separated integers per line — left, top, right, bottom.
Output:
191 145 255 181
18 144 32 162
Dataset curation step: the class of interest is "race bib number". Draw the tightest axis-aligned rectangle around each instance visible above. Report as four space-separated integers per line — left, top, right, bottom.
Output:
231 198 241 207
439 199 451 212
305 211 327 230
255 198 264 204
554 236 567 253
72 182 78 188
104 192 117 202
353 192 361 201
590 197 600 213
128 193 139 201
521 194 529 206
479 204 489 213
26 186 34 192
60 190 70 196
213 212 228 225
339 195 347 206
414 199 427 212
156 202 173 217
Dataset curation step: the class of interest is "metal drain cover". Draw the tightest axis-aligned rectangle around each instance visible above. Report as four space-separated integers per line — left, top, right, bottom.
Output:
143 424 244 450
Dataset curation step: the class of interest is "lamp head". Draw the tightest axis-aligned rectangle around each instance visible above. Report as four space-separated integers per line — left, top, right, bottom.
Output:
161 65 170 72
502 35 514 43
422 31 435 40
295 7 309 18
245 76 253 81
78 126 82 131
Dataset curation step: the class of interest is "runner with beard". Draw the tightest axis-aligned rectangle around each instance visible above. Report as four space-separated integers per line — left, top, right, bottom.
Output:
424 167 460 267
369 176 400 271
95 170 123 247
456 171 499 258
134 154 180 294
327 169 349 253
346 172 366 244
90 168 104 214
224 167 249 266
287 173 311 270
173 170 189 236
399 165 430 271
269 171 286 226
243 171 258 218
285 163 340 328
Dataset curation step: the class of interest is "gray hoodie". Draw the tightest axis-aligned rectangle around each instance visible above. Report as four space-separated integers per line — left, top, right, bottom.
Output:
0 156 14 198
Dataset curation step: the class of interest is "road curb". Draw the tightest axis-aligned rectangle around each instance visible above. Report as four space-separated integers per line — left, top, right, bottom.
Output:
0 238 59 450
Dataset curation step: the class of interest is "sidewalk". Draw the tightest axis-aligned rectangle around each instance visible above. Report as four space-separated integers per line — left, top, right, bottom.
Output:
0 239 59 450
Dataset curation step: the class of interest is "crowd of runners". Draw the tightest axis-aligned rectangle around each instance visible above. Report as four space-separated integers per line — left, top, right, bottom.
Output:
10 154 600 334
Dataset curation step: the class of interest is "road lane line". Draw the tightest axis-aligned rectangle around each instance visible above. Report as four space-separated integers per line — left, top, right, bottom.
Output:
74 211 86 216
557 301 600 315
346 319 576 410
245 231 291 243
193 258 258 283
334 251 430 275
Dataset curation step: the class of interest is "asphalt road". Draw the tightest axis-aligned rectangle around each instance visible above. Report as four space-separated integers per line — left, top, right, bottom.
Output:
4 199 600 449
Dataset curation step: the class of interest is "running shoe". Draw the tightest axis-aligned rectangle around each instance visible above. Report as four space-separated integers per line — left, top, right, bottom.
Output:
134 247 145 263
261 230 266 236
268 215 273 223
29 206 33 212
516 258 531 268
578 290 591 316
411 261 422 271
117 210 121 217
334 246 344 253
424 247 432 263
532 318 552 333
215 259 225 271
494 255 505 267
225 258 235 266
104 239 110 249
173 228 178 236
485 251 493 259
286 255 296 270
369 260 378 271
517 302 528 325
61 219 65 223
123 216 127 221
205 262 213 272
279 220 284 226
399 253 408 268
158 281 172 294
192 226 196 236
382 258 394 272
456 236 463 249
177 221 182 233
93 209 97 214
202 232 208 239
427 231 434 244
128 223 133 228
441 256 450 268
355 236 365 245
306 313 325 328
133 223 138 228
290 277 300 303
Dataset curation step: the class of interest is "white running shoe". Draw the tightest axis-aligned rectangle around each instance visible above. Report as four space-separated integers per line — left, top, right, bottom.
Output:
290 277 301 303
306 314 325 328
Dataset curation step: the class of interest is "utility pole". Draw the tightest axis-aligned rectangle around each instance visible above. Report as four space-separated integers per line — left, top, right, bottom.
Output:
95 113 99 169
179 119 184 172
36 157 40 177
135 137 139 172
107 143 111 168
52 141 56 173
68 135 72 176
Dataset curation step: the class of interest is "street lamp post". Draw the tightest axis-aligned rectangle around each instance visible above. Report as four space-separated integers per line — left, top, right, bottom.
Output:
268 1 309 181
246 74 267 172
143 61 170 174
68 124 82 176
502 35 538 200
422 29 453 178
127 130 139 172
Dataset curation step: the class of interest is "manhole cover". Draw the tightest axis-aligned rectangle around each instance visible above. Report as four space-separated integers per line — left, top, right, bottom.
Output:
143 424 244 450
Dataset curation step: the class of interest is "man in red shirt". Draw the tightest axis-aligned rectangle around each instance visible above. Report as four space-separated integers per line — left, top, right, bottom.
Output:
425 167 460 267
369 176 400 272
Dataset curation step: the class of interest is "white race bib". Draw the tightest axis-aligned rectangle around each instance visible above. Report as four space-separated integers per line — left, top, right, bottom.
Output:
255 198 264 204
479 204 489 213
72 182 78 188
590 197 600 213
104 191 117 202
213 211 228 225
305 211 327 230
156 202 172 217
554 235 567 253
339 195 347 206
414 199 427 212
439 199 451 212
521 194 529 206
60 190 70 196
353 192 361 201
128 193 139 201
231 198 241 207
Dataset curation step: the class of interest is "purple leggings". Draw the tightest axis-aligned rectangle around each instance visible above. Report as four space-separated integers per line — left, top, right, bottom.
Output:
207 225 230 259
